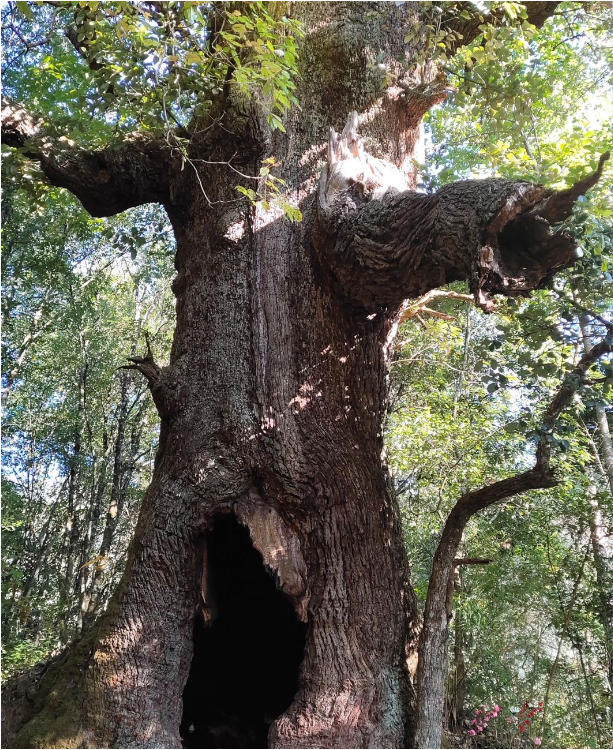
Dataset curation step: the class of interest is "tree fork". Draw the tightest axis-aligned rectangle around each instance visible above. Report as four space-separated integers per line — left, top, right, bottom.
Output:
3 3 608 748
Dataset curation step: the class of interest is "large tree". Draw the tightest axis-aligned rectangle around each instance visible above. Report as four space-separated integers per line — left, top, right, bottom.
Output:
1 2 610 748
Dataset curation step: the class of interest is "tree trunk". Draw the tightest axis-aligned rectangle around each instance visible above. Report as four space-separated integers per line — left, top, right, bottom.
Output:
589 501 613 720
579 316 613 716
450 571 467 731
14 164 419 748
60 426 83 645
4 3 596 748
83 372 132 625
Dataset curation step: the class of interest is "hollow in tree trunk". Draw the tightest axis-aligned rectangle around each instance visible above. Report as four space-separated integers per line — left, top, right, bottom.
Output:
2 2 601 747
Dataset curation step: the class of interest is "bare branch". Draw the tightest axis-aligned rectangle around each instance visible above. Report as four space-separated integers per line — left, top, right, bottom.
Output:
120 335 176 420
1 98 170 217
400 290 475 324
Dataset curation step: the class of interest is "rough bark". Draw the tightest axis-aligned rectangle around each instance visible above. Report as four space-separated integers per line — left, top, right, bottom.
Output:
0 98 170 217
317 145 609 313
3 2 602 748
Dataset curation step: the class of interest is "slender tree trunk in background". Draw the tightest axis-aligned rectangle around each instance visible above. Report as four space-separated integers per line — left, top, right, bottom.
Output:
83 373 141 626
19 480 67 603
574 642 602 745
590 504 613 720
4 3 599 747
541 546 589 735
78 299 151 627
59 426 83 645
579 316 613 715
580 316 613 491
594 405 613 493
450 571 467 731
75 425 111 632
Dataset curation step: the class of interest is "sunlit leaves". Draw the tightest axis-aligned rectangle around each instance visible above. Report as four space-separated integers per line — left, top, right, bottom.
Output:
425 3 613 188
2 1 303 139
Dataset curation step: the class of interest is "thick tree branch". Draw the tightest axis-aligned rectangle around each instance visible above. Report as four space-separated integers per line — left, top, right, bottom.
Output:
1 97 170 217
317 114 609 313
414 335 613 748
453 557 492 566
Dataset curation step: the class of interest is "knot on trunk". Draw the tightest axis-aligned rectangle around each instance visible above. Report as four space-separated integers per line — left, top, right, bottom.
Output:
319 111 409 211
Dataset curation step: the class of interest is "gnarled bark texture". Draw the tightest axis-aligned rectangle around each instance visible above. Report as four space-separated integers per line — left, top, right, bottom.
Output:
3 2 603 748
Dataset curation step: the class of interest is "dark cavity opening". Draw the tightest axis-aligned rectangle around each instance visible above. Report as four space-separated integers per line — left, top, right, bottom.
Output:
181 514 307 749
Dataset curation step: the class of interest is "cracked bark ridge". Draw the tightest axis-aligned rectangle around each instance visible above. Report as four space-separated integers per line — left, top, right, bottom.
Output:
318 115 609 313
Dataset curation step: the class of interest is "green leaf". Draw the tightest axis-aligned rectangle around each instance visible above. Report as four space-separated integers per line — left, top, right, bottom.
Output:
16 1 33 19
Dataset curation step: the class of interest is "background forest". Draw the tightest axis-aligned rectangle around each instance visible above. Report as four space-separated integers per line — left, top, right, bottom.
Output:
1 2 612 748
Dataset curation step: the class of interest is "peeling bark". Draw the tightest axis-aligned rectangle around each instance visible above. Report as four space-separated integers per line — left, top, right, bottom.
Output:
235 491 311 622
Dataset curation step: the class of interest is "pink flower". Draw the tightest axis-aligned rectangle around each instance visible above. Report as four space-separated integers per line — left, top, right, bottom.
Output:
476 710 482 715
533 740 542 746
472 719 478 725
483 723 488 728
477 726 483 732
494 705 500 712
468 730 476 736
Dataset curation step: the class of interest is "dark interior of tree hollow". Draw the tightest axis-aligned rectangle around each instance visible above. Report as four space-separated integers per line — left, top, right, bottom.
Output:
180 514 307 749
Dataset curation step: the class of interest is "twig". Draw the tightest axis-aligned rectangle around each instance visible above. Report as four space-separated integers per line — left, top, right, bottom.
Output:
401 289 475 324
566 299 613 332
